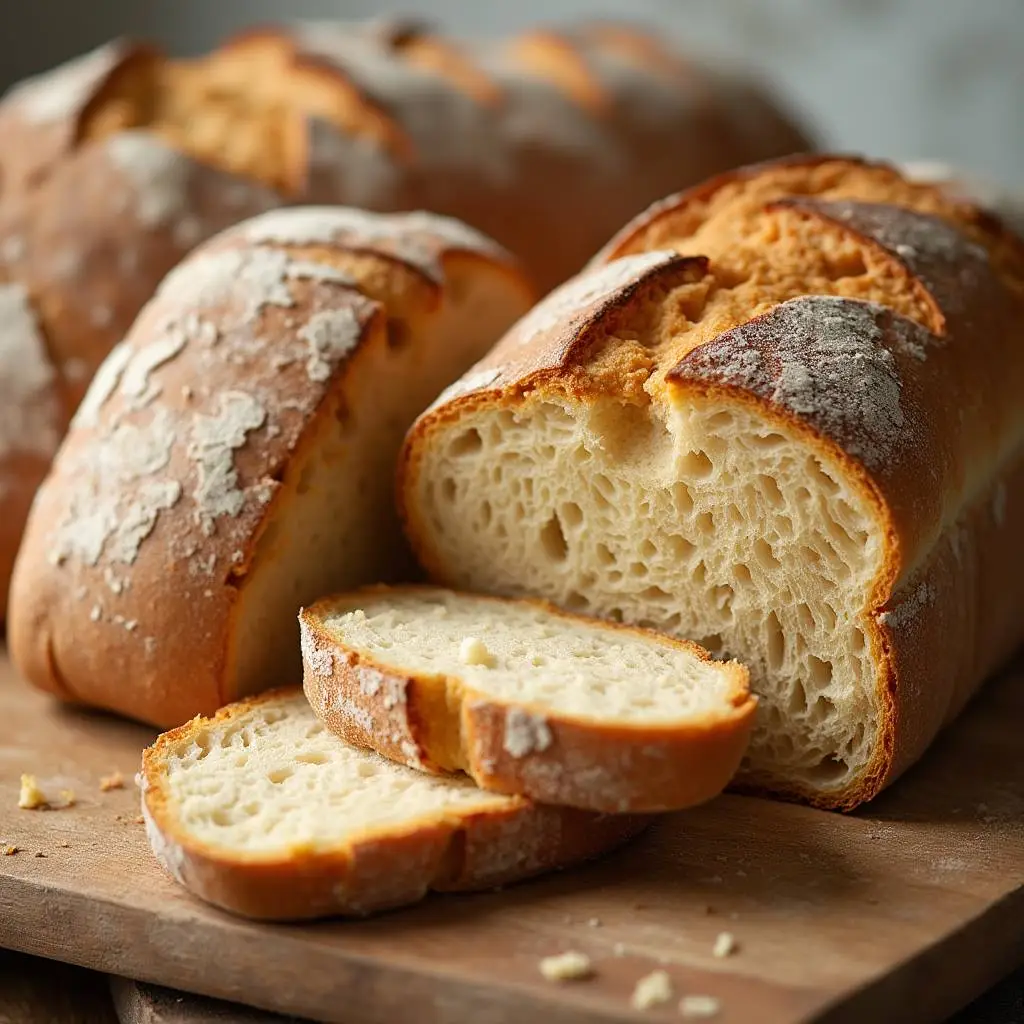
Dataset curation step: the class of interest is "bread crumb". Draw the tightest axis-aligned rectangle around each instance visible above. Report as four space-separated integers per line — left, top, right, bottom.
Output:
631 970 673 1010
18 774 47 809
613 942 627 957
57 841 71 848
459 637 495 668
34 851 46 858
712 932 738 958
99 772 125 792
2 845 19 856
539 951 593 982
60 790 76 808
680 995 721 1018
587 917 601 927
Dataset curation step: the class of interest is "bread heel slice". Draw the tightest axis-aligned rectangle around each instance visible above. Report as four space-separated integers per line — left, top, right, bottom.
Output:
299 586 756 814
140 688 646 921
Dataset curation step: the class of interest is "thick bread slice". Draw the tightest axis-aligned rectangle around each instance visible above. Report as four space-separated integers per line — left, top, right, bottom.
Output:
9 207 532 728
300 586 754 813
399 155 1024 810
140 688 647 920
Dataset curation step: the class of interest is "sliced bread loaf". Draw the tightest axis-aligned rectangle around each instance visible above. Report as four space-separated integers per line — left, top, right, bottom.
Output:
299 586 755 813
399 155 1024 809
140 688 646 920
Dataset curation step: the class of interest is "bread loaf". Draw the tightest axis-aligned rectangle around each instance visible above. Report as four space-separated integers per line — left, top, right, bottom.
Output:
0 20 809 617
140 688 646 920
900 161 1024 236
9 206 532 728
300 585 754 813
399 155 1024 810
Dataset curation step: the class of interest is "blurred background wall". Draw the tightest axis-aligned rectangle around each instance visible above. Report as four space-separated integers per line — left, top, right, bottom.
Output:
2 0 1021 183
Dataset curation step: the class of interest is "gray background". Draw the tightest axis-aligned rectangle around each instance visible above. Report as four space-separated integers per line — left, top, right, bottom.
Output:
1 0 1021 184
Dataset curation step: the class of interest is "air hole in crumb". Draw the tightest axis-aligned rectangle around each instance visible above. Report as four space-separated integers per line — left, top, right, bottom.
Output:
810 695 835 723
607 608 625 623
754 538 781 570
561 502 584 528
752 432 787 450
629 562 648 577
806 655 831 688
641 585 671 602
807 755 847 784
681 450 713 479
672 482 694 514
734 563 752 584
797 603 815 631
693 562 707 585
696 512 714 535
540 516 568 561
480 501 492 527
596 543 615 566
702 632 724 656
766 611 785 671
759 475 784 508
668 535 696 560
267 767 293 784
449 429 483 457
295 751 328 765
565 591 588 611
711 584 734 613
441 478 456 502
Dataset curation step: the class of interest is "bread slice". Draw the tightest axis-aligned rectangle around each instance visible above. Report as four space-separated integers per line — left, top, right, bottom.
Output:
140 688 646 920
300 586 755 813
399 155 1024 810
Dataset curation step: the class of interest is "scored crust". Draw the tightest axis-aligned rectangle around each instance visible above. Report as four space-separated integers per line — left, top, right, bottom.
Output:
140 688 648 921
399 156 1024 809
299 585 756 814
8 208 532 728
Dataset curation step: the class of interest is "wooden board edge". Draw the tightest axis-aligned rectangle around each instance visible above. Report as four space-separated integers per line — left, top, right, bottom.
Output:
813 884 1024 1024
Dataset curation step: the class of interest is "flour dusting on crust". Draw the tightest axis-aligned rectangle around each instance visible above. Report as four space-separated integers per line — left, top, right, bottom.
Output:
0 283 63 460
680 295 919 469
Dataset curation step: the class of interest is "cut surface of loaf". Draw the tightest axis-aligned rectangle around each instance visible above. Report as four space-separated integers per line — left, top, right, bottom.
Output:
300 586 754 813
140 688 647 920
9 207 531 728
400 156 1024 809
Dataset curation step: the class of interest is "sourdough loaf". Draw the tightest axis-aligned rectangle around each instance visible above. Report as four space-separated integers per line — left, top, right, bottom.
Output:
399 155 1024 809
8 206 532 728
0 21 809 617
300 586 754 813
140 688 646 920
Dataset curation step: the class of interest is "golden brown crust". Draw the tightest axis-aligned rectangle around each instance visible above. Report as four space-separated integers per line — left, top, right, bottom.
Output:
401 156 1024 809
140 688 648 920
9 209 531 727
300 585 755 814
0 39 159 199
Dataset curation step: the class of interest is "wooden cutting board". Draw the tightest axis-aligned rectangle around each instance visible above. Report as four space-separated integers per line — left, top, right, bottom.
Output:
1 653 1021 1024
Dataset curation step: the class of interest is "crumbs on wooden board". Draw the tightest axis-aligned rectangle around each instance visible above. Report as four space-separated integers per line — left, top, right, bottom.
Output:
18 774 76 810
538 951 593 982
99 771 125 791
2 844 19 856
631 969 673 1010
680 995 722 1019
712 932 738 958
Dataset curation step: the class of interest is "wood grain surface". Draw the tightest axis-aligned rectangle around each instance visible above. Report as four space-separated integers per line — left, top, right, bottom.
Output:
0 653 1021 1024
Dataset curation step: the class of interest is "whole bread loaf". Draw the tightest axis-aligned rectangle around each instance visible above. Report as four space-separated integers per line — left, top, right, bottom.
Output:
399 155 1024 810
9 206 532 727
0 20 810 619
